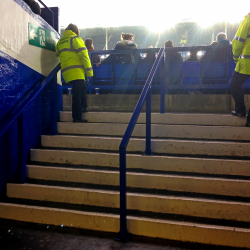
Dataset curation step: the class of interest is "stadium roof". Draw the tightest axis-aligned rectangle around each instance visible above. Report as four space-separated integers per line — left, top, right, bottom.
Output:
43 0 249 30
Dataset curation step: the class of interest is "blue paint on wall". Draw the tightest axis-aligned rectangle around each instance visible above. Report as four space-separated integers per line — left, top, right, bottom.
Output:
0 0 61 196
0 51 43 121
0 50 53 195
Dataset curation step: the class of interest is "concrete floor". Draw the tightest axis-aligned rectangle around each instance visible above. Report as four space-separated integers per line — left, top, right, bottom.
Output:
0 219 241 250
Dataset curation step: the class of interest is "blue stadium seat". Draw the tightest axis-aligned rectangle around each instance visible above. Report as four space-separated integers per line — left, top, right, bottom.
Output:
135 63 153 85
181 62 201 85
203 62 226 78
114 64 135 85
94 64 112 79
228 61 236 80
202 62 227 84
167 62 183 85
93 64 113 86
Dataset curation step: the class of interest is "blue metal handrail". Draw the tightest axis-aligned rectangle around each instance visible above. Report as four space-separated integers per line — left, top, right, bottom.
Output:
115 48 164 241
0 63 61 182
37 0 54 28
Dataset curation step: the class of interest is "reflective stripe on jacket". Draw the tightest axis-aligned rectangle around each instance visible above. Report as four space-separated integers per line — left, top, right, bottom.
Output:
56 30 93 83
232 14 250 75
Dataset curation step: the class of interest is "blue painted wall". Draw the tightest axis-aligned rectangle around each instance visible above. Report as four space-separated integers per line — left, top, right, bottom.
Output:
0 51 54 195
0 0 61 196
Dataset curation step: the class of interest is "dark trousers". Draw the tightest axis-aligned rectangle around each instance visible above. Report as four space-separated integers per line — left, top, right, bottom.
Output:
230 71 250 114
71 80 87 120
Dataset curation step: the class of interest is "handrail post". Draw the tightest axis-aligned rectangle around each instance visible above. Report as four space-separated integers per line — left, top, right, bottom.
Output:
160 49 165 113
145 87 152 155
115 48 164 242
17 114 26 183
115 146 130 241
49 76 58 135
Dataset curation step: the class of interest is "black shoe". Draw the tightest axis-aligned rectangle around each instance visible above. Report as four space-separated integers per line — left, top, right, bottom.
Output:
231 111 246 117
82 108 88 113
73 119 88 123
246 122 250 127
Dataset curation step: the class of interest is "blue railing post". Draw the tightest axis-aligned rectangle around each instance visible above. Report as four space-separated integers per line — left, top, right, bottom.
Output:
115 48 164 242
145 87 152 155
17 113 26 183
115 146 130 241
160 50 166 113
49 76 58 135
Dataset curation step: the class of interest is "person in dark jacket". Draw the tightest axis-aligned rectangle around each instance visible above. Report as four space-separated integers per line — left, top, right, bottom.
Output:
201 32 232 63
165 40 183 63
165 40 183 85
23 0 41 15
216 32 231 45
84 38 101 66
102 32 137 64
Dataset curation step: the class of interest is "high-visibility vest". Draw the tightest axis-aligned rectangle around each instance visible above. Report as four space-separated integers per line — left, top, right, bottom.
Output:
232 13 250 75
56 30 93 83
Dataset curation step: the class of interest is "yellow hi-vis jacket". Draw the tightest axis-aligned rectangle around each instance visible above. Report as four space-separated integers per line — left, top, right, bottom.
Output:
56 30 93 83
232 13 250 75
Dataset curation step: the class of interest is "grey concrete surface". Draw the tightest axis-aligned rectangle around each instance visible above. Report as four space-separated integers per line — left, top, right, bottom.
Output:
0 219 236 250
63 94 240 113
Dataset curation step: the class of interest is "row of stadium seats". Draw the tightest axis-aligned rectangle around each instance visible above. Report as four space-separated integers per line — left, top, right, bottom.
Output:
62 61 250 93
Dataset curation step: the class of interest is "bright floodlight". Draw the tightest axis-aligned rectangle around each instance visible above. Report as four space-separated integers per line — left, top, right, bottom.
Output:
147 24 167 33
198 18 214 28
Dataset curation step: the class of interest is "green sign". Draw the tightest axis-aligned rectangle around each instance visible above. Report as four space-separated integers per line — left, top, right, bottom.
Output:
28 23 58 51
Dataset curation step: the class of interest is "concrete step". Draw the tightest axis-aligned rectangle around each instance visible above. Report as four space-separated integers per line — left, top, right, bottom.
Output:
41 135 250 157
0 202 249 248
26 165 250 198
7 183 250 222
30 149 250 177
58 122 250 141
60 111 246 127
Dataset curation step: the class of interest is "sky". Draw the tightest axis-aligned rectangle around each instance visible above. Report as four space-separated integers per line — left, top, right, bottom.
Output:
41 0 250 30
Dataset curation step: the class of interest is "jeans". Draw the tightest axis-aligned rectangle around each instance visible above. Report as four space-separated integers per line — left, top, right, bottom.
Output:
230 71 250 114
71 79 87 120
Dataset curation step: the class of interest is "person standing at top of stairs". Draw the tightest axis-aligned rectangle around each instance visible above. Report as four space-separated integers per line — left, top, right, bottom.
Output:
56 24 93 123
230 13 250 126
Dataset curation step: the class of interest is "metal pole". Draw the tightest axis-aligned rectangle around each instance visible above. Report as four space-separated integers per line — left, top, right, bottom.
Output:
145 88 152 155
49 77 58 135
160 51 165 113
114 147 130 241
17 114 26 183
106 28 108 50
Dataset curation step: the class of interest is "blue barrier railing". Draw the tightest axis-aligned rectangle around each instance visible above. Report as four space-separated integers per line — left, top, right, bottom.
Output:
114 48 164 241
163 45 237 93
0 63 61 183
87 48 162 91
77 45 250 95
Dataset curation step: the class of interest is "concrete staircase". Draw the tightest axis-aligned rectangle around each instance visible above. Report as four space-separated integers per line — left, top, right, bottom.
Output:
1 111 250 248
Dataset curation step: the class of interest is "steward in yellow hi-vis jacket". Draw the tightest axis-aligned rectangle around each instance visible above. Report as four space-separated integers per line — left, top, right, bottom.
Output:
56 23 93 123
230 13 250 126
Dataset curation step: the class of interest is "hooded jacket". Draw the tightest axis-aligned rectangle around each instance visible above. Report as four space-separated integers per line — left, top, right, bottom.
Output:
102 40 138 64
56 30 93 83
114 40 137 50
232 13 250 75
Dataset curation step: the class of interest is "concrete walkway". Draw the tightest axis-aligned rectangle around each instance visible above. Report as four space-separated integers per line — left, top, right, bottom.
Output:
0 219 240 250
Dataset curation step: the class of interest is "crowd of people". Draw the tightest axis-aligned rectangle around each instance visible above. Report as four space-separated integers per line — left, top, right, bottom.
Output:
84 31 233 65
57 13 250 126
